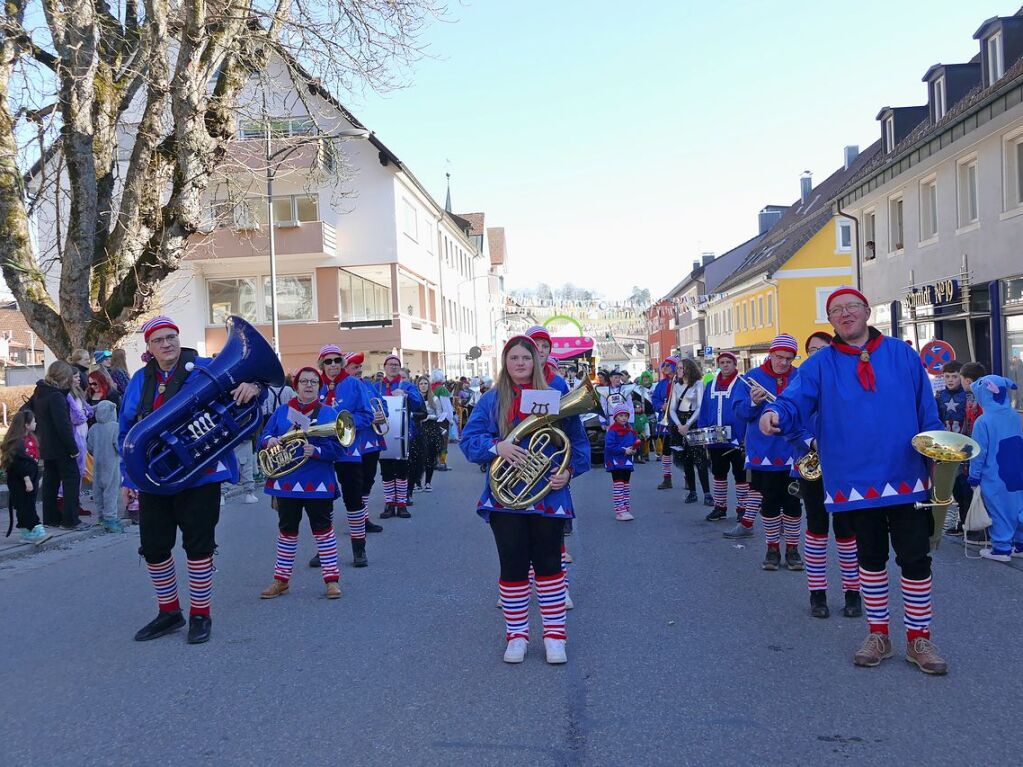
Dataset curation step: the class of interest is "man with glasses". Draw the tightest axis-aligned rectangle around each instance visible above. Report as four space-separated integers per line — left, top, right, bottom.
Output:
119 316 262 645
760 287 947 674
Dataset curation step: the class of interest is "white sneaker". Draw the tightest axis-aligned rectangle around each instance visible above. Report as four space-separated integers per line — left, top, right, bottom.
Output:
616 511 635 521
243 493 259 504
544 638 567 664
424 484 433 492
565 591 574 610
503 638 528 663
979 547 1012 563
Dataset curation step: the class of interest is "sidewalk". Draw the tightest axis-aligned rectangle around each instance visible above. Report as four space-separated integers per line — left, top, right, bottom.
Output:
0 485 116 563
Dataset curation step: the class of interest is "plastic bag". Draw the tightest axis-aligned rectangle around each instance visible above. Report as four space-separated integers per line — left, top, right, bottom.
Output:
964 490 991 532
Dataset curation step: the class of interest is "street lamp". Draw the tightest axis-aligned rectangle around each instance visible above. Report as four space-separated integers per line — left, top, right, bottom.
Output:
265 124 371 354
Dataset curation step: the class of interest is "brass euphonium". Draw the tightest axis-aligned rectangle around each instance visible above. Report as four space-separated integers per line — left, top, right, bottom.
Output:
257 410 357 479
370 398 389 436
489 378 603 509
911 430 981 551
796 448 821 481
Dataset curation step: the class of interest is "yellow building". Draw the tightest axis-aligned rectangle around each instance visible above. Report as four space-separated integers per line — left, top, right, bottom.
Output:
709 143 881 369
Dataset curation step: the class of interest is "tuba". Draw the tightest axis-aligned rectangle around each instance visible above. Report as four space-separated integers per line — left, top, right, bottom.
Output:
257 410 356 479
489 378 602 509
370 398 389 436
911 430 981 551
123 316 285 495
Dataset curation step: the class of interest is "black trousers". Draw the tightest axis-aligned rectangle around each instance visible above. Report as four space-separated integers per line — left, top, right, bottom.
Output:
408 431 427 488
276 496 333 534
801 478 854 538
379 458 408 481
610 469 631 483
9 486 40 530
139 482 221 563
490 511 565 582
361 451 380 497
709 447 745 483
849 504 931 580
952 473 974 526
681 449 709 494
42 456 81 527
751 470 801 519
333 461 364 512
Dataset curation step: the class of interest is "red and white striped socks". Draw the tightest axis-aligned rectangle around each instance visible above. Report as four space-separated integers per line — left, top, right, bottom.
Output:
782 514 801 548
535 572 567 641
736 482 749 514
382 479 395 505
395 479 408 507
313 527 340 583
273 532 299 582
902 576 933 640
346 507 367 540
561 544 570 588
499 579 530 640
147 557 180 613
612 480 626 514
187 556 213 617
859 567 890 633
836 537 859 592
660 455 671 478
712 477 728 509
803 532 828 591
762 514 781 545
741 489 761 528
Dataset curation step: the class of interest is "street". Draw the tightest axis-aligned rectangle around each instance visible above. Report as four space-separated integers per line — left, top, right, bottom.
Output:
2 451 1021 767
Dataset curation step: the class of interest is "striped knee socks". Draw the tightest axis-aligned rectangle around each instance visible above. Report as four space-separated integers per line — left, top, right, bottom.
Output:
273 532 299 582
395 479 408 506
624 481 632 513
186 556 213 617
736 481 750 516
382 479 395 504
836 537 859 592
661 455 671 478
712 477 728 509
742 489 761 528
762 514 781 545
314 527 340 583
612 480 626 514
535 572 567 641
561 544 570 588
859 567 890 634
346 507 367 540
901 576 933 641
499 579 530 640
147 557 180 613
782 514 801 548
803 532 828 591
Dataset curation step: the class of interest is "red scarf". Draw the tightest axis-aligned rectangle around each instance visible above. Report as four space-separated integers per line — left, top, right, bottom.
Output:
758 360 793 395
716 370 737 389
609 421 635 438
25 433 40 460
543 361 558 384
152 363 179 411
831 327 884 392
320 371 348 405
382 376 402 396
288 397 318 415
508 383 533 423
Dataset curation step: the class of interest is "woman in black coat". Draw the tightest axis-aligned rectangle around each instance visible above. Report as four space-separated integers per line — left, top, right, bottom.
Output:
26 361 85 529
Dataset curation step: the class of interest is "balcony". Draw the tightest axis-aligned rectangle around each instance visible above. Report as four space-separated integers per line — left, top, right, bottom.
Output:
221 136 331 177
186 220 337 262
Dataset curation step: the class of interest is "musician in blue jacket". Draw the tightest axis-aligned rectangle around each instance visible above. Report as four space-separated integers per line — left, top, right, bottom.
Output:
651 355 679 489
373 354 425 519
258 366 344 599
460 335 590 665
697 351 750 523
525 325 569 395
119 316 261 645
345 352 386 534
761 287 947 675
726 334 804 575
605 402 641 521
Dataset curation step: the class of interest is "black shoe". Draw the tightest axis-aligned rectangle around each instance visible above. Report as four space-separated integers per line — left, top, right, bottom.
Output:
705 507 727 522
405 498 414 507
397 505 411 519
762 547 781 571
365 519 383 533
352 539 368 568
810 590 830 619
842 590 863 618
134 611 185 642
785 546 804 571
944 524 964 536
657 478 672 490
187 614 212 644
703 493 714 507
380 504 396 519
684 491 698 504
309 554 320 568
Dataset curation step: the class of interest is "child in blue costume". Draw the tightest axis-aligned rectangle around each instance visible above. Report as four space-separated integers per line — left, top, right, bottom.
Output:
605 402 641 520
259 365 345 599
460 335 590 666
935 360 974 533
967 375 1023 562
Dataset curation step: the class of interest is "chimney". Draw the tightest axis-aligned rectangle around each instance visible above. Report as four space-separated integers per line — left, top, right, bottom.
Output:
844 145 860 170
701 253 715 266
692 260 700 273
800 171 813 204
758 206 783 234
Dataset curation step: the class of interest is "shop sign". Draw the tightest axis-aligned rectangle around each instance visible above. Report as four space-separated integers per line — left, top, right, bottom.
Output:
904 278 959 309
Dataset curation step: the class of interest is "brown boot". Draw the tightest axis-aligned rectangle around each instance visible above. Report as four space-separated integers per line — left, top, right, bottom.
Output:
852 632 893 667
325 582 342 599
906 637 948 675
260 580 289 599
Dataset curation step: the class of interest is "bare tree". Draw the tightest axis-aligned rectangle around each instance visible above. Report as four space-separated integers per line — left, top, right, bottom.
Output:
0 0 444 357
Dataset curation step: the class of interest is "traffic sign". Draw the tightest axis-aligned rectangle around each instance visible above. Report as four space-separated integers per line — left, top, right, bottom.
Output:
704 345 714 358
920 340 955 375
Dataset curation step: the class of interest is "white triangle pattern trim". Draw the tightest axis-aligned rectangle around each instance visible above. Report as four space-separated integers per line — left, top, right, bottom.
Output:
273 480 282 491
825 492 834 504
847 488 864 502
351 448 361 458
760 456 772 466
215 461 227 473
881 483 898 497
913 478 925 493
315 482 328 493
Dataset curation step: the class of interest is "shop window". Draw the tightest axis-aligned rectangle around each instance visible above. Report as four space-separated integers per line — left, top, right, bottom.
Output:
1004 314 1023 410
338 267 391 323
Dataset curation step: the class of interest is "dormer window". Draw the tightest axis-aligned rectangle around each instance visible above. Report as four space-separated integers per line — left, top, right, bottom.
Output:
988 31 1004 83
932 75 946 121
883 116 895 153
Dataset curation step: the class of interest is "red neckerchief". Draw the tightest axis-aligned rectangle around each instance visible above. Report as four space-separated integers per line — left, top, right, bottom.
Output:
716 370 737 389
758 359 793 395
288 397 318 415
431 381 445 392
152 363 179 410
320 371 347 405
609 421 634 437
831 327 884 392
25 433 40 460
543 361 558 384
383 376 402 396
508 382 533 423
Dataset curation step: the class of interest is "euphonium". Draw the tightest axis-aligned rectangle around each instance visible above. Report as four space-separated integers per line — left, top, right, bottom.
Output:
370 398 389 436
911 430 981 551
489 378 602 509
257 410 357 479
796 448 822 481
123 316 285 495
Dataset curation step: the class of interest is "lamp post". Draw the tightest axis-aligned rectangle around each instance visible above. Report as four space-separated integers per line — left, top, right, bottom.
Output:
264 123 371 354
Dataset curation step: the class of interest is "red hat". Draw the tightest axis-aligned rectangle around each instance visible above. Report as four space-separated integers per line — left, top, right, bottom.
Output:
141 315 179 342
344 352 364 366
825 286 868 314
294 366 321 385
769 334 799 355
716 351 737 364
524 325 552 345
610 402 631 419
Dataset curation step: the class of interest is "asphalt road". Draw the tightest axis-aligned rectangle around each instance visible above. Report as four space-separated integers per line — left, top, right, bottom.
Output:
1 452 1021 767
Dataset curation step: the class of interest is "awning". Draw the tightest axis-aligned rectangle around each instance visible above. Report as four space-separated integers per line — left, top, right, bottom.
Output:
551 336 595 360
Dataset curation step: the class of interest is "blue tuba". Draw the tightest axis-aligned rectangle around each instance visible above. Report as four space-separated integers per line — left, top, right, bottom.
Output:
123 316 284 495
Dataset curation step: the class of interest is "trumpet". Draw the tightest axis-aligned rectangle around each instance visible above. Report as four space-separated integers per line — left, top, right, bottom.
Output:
737 372 777 403
257 410 357 479
370 397 389 436
657 375 676 428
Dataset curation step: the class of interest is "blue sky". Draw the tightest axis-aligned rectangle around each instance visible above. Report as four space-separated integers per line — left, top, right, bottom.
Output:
348 1 1002 300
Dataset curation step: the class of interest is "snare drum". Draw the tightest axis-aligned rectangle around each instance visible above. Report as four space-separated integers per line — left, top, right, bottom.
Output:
687 425 732 446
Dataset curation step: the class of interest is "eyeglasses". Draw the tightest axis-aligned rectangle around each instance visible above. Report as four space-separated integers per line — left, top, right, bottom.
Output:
297 378 320 386
321 357 344 365
148 333 179 346
89 382 101 388
826 302 867 318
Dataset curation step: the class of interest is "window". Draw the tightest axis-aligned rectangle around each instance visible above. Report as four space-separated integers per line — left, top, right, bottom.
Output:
757 297 764 327
889 194 904 252
862 209 877 261
815 287 841 323
919 176 938 241
956 157 979 227
836 219 853 251
1004 131 1023 211
742 302 748 330
338 268 391 323
988 32 1004 84
239 116 316 140
402 199 417 241
262 275 313 321
211 195 318 229
766 294 774 325
208 278 258 325
883 116 895 153
207 274 313 325
932 75 946 121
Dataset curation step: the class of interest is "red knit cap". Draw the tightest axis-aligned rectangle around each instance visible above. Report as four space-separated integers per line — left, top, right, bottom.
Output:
294 366 321 385
825 286 869 314
524 325 552 345
716 351 737 364
345 352 364 366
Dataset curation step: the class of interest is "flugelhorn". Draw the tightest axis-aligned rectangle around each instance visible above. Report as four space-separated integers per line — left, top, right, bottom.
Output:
911 430 980 551
257 410 357 479
370 397 389 436
738 372 777 403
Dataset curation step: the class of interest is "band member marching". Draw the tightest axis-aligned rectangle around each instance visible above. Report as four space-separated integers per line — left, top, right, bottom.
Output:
762 287 947 674
797 332 861 620
652 355 680 489
374 354 425 519
460 335 590 665
317 345 375 566
259 366 344 599
696 351 750 522
605 402 642 521
343 352 387 533
727 334 805 574
120 316 262 645
669 357 711 506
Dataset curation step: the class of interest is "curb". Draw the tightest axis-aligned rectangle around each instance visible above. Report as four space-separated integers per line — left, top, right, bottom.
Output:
0 525 111 565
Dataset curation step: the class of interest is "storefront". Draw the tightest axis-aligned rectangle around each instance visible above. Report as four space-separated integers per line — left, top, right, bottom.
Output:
997 276 1023 410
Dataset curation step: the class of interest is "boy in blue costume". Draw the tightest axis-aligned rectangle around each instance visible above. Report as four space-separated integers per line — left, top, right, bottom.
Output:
605 402 641 521
935 360 974 534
